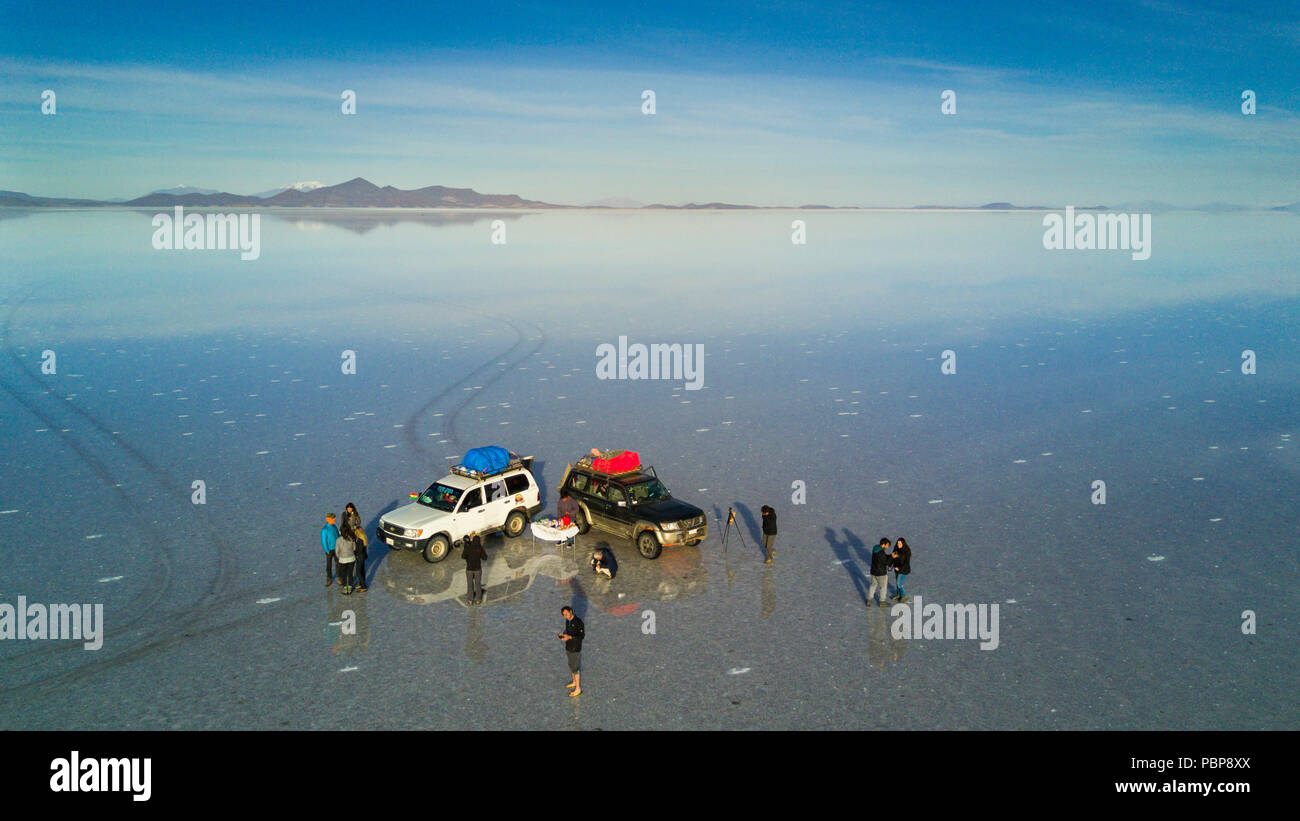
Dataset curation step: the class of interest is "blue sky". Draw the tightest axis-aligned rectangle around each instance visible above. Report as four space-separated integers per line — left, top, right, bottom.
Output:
2 0 1297 205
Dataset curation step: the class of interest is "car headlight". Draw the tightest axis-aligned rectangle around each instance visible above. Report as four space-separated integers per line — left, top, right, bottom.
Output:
405 528 423 538
661 521 681 531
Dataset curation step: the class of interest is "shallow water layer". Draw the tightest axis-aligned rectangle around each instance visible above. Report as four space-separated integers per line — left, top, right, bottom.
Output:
0 209 1296 729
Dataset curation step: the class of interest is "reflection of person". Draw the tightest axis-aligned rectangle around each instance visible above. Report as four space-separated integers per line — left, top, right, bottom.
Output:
867 595 908 669
321 513 340 587
760 505 777 564
329 582 371 655
868 538 891 607
345 502 368 592
464 607 487 662
558 606 584 697
463 531 486 605
557 490 580 546
761 563 776 620
866 605 890 670
891 537 912 602
335 524 358 594
591 548 616 579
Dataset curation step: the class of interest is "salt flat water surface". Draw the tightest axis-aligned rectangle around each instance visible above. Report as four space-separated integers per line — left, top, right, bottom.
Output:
1 208 1296 729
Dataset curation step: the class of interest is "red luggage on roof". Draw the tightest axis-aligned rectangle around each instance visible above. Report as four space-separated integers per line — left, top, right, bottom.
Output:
592 450 640 473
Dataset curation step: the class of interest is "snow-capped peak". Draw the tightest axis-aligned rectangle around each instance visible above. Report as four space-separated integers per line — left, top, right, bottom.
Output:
254 181 327 198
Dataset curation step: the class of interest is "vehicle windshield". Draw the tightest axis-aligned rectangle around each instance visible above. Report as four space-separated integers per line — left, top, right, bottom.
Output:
625 479 672 504
416 482 463 512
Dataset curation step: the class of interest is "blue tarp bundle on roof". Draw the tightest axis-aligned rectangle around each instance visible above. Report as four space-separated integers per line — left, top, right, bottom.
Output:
462 446 511 474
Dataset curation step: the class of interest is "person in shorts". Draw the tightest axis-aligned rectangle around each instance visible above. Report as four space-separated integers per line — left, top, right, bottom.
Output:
558 605 584 697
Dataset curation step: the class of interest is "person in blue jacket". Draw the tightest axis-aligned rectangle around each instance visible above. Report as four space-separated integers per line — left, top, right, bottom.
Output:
322 512 340 587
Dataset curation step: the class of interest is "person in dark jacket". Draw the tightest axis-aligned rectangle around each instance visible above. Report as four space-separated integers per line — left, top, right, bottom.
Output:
891 537 912 602
557 489 581 546
558 605 584 697
591 547 617 579
868 537 892 607
462 531 486 605
321 513 340 587
344 502 367 592
760 505 777 564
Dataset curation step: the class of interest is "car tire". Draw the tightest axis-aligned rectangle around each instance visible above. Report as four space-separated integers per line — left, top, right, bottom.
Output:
575 509 591 535
686 539 702 547
504 510 527 538
422 535 451 563
637 531 662 560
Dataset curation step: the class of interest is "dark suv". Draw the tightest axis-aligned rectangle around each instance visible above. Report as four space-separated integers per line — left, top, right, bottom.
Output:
558 456 707 559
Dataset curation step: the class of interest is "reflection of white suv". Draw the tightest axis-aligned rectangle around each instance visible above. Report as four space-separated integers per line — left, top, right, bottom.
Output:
377 454 541 563
382 551 580 607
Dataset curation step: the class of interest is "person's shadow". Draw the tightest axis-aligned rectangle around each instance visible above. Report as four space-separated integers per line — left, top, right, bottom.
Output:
844 530 874 567
710 503 764 560
531 458 548 510
567 576 589 621
826 527 870 605
360 498 404 587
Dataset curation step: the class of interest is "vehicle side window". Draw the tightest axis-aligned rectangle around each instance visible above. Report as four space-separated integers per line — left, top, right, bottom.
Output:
484 479 507 501
459 488 483 511
506 474 530 494
568 473 588 493
607 486 627 505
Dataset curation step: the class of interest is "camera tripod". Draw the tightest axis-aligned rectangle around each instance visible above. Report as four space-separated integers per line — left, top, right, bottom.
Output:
719 507 750 555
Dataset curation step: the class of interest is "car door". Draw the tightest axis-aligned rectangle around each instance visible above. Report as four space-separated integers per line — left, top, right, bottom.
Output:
454 487 487 537
581 475 611 530
605 485 634 539
483 478 512 528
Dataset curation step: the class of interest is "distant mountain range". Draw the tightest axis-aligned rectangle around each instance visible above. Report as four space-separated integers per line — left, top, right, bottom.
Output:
0 177 559 209
583 196 644 208
152 185 221 197
0 178 1295 212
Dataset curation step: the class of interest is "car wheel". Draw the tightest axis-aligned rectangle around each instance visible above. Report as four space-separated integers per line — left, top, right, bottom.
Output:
637 531 662 560
422 535 451 563
576 509 591 534
686 539 701 547
504 510 527 538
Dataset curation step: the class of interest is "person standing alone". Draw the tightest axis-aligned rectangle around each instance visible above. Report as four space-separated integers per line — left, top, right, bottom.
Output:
868 537 892 607
321 513 340 587
463 531 486 605
558 605 584 697
760 505 777 564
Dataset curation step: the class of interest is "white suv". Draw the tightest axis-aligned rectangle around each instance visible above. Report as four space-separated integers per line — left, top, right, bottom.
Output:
377 454 542 563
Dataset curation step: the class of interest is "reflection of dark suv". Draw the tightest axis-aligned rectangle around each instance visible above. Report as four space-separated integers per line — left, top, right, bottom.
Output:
559 455 707 559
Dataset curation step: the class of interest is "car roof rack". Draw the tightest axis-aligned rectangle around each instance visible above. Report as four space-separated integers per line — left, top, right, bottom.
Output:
450 452 533 481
